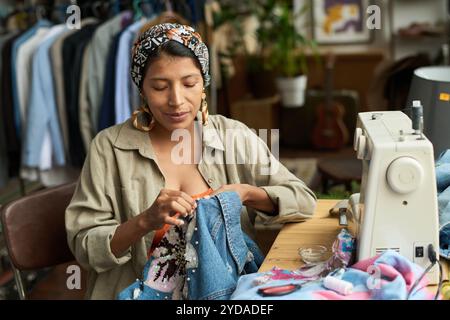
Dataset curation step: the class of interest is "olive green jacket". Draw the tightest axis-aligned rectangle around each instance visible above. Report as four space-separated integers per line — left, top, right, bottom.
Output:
65 114 317 299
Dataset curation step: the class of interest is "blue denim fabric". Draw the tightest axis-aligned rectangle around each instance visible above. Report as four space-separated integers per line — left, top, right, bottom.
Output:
435 150 450 259
118 191 264 300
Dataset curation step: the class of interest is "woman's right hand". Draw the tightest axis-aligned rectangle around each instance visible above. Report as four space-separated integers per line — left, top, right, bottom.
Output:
139 189 197 231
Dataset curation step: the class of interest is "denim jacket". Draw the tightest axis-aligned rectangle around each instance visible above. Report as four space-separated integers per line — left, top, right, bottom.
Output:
117 191 264 300
435 150 450 259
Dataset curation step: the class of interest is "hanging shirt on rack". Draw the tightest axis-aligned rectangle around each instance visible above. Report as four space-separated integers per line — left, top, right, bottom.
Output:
11 19 53 140
114 18 148 125
63 22 100 168
78 42 95 153
86 11 133 135
19 25 64 181
22 24 68 172
0 32 18 188
1 32 23 178
50 18 99 158
96 32 122 134
16 27 50 129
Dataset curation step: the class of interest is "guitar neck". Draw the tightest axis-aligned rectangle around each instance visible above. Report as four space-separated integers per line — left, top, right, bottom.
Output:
325 65 334 109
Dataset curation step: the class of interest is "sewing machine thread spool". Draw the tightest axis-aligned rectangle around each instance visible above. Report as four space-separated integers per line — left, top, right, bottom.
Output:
412 100 423 135
323 276 353 295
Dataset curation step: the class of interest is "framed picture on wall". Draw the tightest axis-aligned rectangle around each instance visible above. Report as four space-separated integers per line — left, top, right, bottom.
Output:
311 0 373 44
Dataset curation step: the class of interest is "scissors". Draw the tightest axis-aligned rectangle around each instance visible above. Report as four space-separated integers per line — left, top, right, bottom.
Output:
257 283 302 297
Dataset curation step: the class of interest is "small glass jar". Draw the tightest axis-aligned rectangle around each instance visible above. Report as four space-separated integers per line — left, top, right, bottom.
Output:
298 245 328 265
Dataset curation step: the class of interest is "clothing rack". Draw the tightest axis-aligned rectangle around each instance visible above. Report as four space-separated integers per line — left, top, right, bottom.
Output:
0 0 171 25
0 0 213 195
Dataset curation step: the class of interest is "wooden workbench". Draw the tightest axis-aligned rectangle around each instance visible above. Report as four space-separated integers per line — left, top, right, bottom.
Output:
259 199 448 290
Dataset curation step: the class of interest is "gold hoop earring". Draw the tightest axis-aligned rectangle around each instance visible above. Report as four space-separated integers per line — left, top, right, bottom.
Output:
201 89 209 126
132 102 155 132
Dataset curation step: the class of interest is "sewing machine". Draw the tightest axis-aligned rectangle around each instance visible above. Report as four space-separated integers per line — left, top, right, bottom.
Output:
347 108 440 284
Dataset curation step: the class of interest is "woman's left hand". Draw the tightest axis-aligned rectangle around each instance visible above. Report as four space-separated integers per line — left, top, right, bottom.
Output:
211 184 277 214
210 184 251 204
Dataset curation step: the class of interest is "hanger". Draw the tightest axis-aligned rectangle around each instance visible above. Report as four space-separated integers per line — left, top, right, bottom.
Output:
52 3 70 23
79 1 92 17
164 0 173 13
100 0 112 18
91 1 103 18
110 0 121 15
35 4 48 21
78 0 103 19
133 0 154 20
133 0 143 20
171 0 192 24
119 0 133 11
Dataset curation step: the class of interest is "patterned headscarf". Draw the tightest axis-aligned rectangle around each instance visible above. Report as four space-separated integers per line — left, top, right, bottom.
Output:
131 23 210 91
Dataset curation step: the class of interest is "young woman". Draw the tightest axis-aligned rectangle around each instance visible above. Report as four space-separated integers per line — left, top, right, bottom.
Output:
65 23 317 299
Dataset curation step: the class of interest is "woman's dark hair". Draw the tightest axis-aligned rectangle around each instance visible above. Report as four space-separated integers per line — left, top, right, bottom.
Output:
143 40 204 82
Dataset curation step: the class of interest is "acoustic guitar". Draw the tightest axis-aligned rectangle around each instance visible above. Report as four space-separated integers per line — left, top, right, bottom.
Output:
312 53 349 150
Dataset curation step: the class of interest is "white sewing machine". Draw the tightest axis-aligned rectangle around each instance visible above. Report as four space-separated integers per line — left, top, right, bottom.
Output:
347 109 439 284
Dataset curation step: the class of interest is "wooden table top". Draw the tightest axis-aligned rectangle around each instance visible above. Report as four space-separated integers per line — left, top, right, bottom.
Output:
259 199 341 272
259 199 448 289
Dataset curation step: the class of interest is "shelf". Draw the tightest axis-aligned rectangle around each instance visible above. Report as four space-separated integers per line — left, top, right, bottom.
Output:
392 33 448 41
388 0 449 59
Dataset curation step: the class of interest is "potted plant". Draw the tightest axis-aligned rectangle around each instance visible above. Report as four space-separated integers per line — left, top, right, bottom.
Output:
210 1 278 99
261 0 318 107
210 1 318 104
